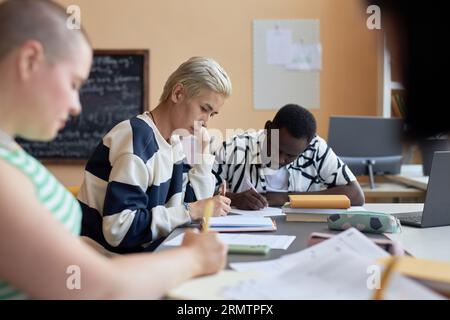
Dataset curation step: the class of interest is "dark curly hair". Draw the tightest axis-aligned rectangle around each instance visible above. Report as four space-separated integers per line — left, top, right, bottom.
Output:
271 104 317 142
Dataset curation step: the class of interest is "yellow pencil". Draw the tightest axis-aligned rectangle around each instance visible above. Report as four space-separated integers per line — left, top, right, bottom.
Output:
202 200 214 233
373 256 399 300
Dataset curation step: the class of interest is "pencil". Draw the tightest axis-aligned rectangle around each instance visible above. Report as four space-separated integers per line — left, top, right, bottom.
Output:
373 256 399 300
202 200 214 233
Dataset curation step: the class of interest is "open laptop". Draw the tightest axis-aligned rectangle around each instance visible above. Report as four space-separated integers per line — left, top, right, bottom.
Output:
393 151 450 228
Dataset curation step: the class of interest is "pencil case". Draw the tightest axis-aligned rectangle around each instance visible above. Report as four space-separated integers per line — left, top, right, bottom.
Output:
327 211 402 234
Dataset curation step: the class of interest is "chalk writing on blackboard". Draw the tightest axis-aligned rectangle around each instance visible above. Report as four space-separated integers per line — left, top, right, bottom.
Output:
17 50 149 161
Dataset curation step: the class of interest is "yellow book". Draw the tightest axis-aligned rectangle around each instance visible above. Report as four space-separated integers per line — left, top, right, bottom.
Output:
288 195 350 209
378 256 450 296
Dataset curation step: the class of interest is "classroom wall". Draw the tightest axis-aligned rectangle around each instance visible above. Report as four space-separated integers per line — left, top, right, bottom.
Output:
48 0 380 186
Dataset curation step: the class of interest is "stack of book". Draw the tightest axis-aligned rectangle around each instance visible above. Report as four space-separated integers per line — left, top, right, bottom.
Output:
283 195 353 222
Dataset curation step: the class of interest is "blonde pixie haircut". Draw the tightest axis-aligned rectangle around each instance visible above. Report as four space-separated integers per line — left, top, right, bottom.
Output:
159 57 232 103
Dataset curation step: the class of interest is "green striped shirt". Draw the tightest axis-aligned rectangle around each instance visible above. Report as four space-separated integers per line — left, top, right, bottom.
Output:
0 145 82 300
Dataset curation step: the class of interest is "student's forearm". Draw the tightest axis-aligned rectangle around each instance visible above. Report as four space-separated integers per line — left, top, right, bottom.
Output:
109 247 201 299
188 154 216 199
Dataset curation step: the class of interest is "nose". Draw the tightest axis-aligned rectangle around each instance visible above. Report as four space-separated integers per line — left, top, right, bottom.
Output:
70 95 82 117
278 153 288 167
201 115 209 128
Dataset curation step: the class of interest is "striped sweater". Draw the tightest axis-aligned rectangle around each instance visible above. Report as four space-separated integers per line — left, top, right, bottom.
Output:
212 130 356 193
0 143 82 300
78 112 215 253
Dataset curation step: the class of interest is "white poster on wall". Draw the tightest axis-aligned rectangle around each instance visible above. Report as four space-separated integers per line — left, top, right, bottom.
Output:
266 28 292 65
253 19 321 110
285 42 322 71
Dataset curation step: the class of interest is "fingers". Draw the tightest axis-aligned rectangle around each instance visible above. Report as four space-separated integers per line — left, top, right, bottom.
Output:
181 228 199 245
230 190 268 210
250 189 268 207
219 195 231 205
246 190 267 209
183 229 226 275
200 232 227 274
212 197 231 216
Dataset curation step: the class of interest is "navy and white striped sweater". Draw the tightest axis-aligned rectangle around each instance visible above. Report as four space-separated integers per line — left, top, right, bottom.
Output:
78 112 215 253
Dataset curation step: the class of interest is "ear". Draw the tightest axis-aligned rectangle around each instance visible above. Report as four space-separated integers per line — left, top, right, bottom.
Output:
170 83 185 104
18 40 45 82
264 120 272 131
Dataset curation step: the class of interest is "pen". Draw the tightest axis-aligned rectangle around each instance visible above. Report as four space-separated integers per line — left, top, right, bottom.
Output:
246 178 268 207
245 178 258 193
202 200 214 233
220 181 226 196
373 256 398 300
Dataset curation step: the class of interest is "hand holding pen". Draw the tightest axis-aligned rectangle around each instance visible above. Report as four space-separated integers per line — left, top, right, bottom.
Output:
227 178 268 210
186 181 231 219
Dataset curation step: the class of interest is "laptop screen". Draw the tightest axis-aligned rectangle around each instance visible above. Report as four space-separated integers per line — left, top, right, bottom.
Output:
421 151 450 227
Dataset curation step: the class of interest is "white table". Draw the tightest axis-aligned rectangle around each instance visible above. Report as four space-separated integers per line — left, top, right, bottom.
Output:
365 203 450 262
386 164 429 191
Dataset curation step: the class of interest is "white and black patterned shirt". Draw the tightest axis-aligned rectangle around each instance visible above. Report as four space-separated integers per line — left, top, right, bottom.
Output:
212 130 356 194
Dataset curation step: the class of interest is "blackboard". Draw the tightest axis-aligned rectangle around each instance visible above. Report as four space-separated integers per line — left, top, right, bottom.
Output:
17 49 149 161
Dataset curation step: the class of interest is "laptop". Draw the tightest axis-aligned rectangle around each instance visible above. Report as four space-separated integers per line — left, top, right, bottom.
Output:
393 151 450 228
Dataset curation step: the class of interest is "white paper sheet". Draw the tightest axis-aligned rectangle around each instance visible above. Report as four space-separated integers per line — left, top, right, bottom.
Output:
223 228 443 300
230 227 388 272
285 42 322 71
223 248 442 300
266 28 292 65
230 207 285 217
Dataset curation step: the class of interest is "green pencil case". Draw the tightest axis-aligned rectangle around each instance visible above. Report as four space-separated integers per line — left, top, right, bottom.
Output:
327 211 402 234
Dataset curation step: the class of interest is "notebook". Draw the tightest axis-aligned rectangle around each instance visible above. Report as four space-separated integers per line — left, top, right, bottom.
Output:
288 194 351 209
282 204 365 222
207 216 277 232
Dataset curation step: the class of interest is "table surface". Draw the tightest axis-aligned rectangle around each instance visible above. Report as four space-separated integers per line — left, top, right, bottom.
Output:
158 203 450 264
386 165 429 191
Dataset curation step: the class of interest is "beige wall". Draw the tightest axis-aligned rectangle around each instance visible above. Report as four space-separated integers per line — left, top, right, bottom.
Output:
49 0 380 186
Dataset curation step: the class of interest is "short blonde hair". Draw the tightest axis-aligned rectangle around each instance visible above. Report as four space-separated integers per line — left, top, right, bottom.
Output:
159 57 232 103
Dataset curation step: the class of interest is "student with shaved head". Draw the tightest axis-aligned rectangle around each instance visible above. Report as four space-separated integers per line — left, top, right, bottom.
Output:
0 0 226 299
